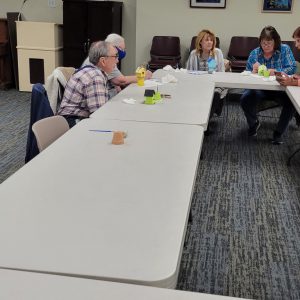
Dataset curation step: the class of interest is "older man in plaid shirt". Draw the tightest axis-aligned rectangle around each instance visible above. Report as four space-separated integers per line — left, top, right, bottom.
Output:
58 41 119 127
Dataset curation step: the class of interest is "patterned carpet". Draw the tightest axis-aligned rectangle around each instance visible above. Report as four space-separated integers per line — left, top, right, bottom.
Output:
177 102 300 299
1 90 300 299
0 89 31 183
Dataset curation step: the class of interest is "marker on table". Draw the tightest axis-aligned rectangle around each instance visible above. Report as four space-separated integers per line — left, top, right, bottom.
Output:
89 130 127 138
89 130 113 133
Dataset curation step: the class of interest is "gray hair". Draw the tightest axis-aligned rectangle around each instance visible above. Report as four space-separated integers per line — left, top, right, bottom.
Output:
105 33 124 47
88 41 111 65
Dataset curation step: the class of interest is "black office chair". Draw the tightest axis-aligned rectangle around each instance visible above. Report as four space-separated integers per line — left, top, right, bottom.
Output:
148 36 181 71
227 36 259 72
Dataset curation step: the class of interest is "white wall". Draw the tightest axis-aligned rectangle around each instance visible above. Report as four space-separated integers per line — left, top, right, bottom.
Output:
136 0 300 67
120 0 136 75
1 0 300 75
0 0 63 23
0 0 136 75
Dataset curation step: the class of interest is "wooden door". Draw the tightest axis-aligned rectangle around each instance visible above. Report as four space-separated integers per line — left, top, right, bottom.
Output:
63 1 88 67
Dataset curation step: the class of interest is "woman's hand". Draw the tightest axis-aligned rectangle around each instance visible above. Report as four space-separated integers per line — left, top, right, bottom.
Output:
277 75 298 86
252 62 260 73
268 68 276 76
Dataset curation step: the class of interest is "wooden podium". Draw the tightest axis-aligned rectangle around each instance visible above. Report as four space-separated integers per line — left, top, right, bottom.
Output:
16 21 63 92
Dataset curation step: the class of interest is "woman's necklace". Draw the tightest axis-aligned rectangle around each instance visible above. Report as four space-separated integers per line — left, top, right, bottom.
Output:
201 51 210 60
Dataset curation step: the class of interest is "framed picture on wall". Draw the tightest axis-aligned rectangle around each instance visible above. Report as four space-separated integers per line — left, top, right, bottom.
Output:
190 0 226 8
262 0 293 13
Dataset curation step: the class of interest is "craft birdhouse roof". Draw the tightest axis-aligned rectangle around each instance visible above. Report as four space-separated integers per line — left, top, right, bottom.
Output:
144 89 155 97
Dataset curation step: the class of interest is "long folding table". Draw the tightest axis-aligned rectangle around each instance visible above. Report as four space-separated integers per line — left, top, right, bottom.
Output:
154 69 284 91
0 118 204 288
91 74 215 129
0 269 247 300
1 68 299 293
286 85 300 114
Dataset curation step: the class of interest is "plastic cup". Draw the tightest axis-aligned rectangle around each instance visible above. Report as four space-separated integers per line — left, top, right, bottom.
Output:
112 131 124 145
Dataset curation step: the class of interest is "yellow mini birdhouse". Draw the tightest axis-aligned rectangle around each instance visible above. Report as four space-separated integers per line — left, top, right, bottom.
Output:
136 66 146 86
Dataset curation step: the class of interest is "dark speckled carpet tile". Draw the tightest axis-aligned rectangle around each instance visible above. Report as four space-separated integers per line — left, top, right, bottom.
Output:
177 102 300 300
1 90 300 299
0 89 31 183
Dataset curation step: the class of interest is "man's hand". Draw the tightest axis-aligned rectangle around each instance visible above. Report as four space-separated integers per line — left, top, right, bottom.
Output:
145 70 152 79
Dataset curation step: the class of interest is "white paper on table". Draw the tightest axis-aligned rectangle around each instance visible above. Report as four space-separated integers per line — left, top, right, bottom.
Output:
122 98 137 104
262 76 276 81
250 73 276 81
241 71 251 76
162 65 174 71
250 74 261 78
161 74 178 84
144 80 163 87
188 70 208 75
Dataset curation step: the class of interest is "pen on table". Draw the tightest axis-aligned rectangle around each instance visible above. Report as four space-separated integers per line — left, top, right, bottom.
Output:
89 130 128 137
89 129 113 133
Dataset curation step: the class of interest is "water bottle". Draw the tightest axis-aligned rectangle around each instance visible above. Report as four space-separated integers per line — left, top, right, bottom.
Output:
207 58 216 74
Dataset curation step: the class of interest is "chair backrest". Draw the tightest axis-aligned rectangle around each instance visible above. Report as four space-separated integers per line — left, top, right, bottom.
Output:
227 36 259 59
189 36 220 53
282 40 300 62
45 67 76 113
32 116 69 152
150 36 181 57
25 83 54 163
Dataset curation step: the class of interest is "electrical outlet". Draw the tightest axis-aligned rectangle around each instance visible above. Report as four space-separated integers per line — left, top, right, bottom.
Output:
48 0 56 8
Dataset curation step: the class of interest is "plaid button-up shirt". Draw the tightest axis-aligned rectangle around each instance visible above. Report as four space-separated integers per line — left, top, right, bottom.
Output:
58 65 109 118
246 44 296 75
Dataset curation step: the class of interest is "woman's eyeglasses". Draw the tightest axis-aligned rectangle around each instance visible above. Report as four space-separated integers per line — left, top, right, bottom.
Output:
261 40 274 47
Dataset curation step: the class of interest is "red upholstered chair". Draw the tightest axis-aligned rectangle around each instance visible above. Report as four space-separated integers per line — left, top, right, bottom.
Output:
148 36 181 71
227 36 259 73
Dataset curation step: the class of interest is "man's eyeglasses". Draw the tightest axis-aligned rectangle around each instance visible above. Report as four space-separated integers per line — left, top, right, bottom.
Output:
102 54 119 59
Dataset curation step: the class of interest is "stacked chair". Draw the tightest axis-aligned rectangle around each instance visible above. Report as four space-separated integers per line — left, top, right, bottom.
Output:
148 36 181 71
227 36 259 72
32 116 69 152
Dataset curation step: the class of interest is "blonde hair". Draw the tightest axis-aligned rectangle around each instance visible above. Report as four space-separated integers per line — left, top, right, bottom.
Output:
195 29 216 57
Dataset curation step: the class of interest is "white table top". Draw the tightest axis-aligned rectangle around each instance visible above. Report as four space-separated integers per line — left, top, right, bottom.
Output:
0 119 204 288
211 72 285 90
0 269 248 300
91 76 214 129
286 86 300 114
156 69 285 91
